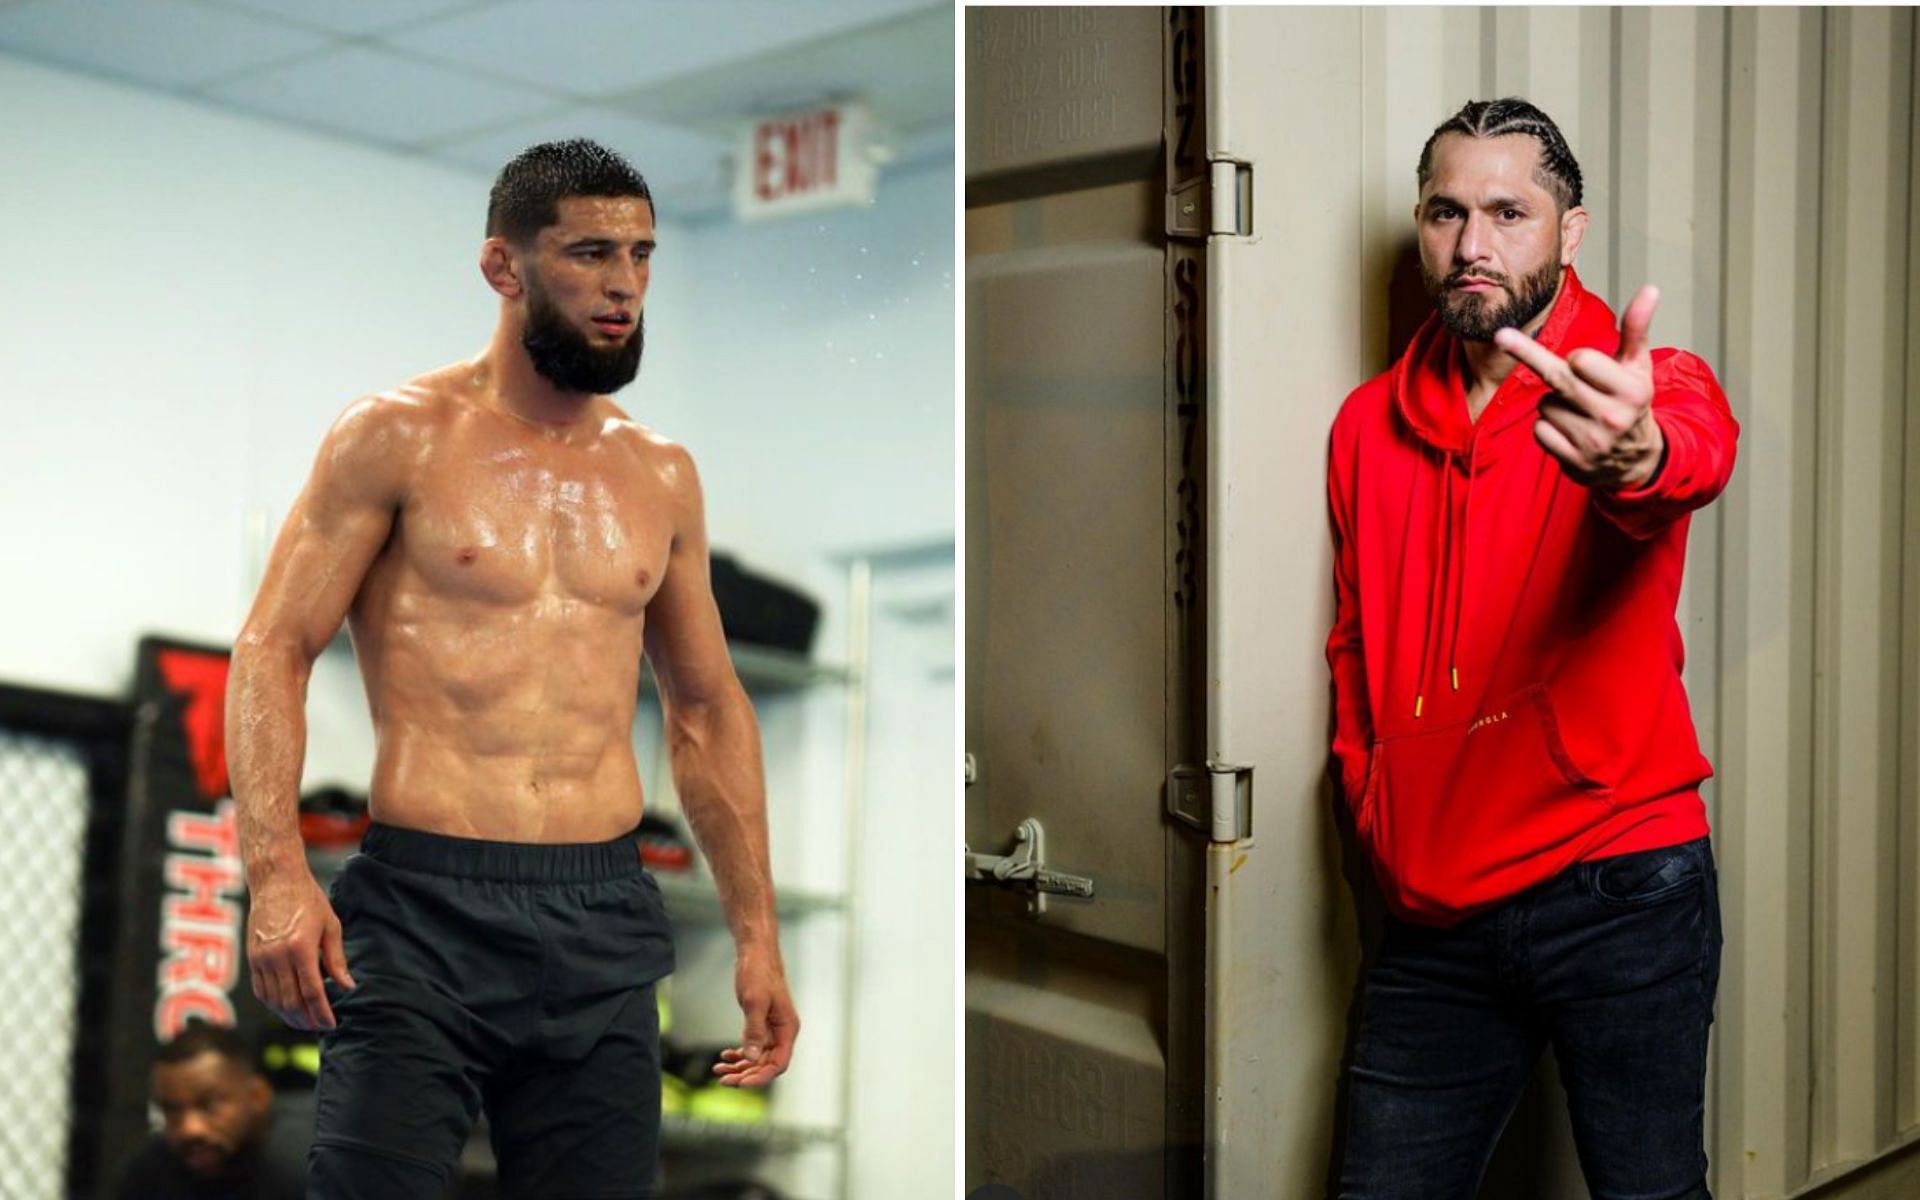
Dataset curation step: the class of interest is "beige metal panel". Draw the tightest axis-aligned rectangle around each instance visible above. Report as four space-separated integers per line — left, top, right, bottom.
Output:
1671 8 1729 853
1494 6 1615 305
968 185 1170 952
1614 7 1732 1184
1715 8 1825 1196
1811 5 1914 1170
1616 5 1727 830
1904 10 1920 1143
1486 6 1523 97
1357 8 1391 377
965 6 1163 180
1571 5 1615 308
1797 1140 1920 1200
1615 8 1706 368
965 10 1198 1197
1204 11 1369 1197
1440 5 1482 112
966 927 1168 1187
966 182 1183 1190
1361 8 1482 370
1616 0 1731 1040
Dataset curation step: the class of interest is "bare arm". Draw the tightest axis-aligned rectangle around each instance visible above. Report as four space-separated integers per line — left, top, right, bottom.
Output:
642 443 795 1084
643 446 776 956
226 394 414 1028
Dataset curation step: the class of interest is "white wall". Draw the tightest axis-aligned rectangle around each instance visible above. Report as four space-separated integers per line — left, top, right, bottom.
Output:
0 49 953 1200
650 161 956 587
0 52 954 696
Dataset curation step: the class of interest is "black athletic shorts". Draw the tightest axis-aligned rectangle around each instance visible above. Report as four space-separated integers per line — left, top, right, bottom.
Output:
307 820 676 1199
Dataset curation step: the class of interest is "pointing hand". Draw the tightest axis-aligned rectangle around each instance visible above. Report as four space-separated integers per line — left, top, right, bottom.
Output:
1495 283 1665 489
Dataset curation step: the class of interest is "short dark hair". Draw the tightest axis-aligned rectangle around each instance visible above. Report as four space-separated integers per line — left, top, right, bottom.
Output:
1416 97 1584 211
154 1020 256 1074
486 138 653 247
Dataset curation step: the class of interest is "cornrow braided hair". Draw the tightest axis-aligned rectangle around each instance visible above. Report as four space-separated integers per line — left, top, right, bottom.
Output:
1416 97 1584 211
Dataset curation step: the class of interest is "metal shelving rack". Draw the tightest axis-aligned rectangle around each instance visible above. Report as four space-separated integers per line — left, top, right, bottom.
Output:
638 559 870 1200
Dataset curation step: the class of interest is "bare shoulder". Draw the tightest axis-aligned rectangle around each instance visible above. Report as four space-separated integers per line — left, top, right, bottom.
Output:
315 374 453 503
604 413 703 499
382 364 474 428
334 386 435 441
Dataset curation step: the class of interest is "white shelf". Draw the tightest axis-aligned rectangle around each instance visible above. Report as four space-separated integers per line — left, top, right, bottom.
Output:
453 1115 843 1181
661 1114 844 1152
655 872 848 922
642 641 854 695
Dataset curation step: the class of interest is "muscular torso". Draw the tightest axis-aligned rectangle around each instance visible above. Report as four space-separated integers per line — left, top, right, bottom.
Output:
346 368 677 843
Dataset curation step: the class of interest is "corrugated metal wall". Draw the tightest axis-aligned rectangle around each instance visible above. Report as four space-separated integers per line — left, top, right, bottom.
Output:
1337 7 1919 1197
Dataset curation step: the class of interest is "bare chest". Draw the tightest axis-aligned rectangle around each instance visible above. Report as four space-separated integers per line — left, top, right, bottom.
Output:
399 426 672 615
1466 382 1499 424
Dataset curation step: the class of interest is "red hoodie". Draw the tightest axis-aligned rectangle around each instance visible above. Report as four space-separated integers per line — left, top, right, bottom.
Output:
1326 267 1739 926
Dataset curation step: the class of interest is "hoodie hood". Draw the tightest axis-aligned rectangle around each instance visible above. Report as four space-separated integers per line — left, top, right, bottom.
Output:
1391 265 1621 456
1386 265 1620 719
1324 264 1741 925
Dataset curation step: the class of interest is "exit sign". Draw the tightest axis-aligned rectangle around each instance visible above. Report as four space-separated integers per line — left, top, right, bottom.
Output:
733 100 877 222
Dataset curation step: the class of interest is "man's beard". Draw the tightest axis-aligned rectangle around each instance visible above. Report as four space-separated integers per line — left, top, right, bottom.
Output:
1422 252 1563 343
521 276 644 395
173 1135 237 1178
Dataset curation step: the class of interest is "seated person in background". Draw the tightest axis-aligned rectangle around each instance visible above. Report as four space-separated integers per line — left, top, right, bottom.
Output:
114 1020 307 1200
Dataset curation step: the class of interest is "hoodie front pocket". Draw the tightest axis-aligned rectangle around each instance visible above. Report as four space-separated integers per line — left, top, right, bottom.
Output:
1367 683 1614 917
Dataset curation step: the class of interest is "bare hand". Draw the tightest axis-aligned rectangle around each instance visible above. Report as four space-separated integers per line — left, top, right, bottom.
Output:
1495 283 1666 489
712 950 798 1088
246 870 356 1031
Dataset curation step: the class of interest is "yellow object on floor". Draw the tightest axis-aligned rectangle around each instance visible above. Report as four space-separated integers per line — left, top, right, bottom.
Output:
686 1082 769 1124
262 1043 322 1078
661 1074 691 1116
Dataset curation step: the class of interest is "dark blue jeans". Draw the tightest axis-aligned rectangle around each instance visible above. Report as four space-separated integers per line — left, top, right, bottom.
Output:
1338 836 1722 1200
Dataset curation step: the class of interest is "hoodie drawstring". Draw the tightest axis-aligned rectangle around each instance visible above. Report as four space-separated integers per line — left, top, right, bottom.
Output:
1449 435 1479 694
1415 446 1451 718
1416 437 1477 718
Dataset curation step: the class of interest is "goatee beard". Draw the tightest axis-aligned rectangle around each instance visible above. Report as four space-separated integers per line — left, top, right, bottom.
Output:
521 283 644 395
1422 256 1563 343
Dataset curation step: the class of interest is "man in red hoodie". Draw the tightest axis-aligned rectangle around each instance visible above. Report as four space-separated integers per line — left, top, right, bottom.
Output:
1326 98 1739 1199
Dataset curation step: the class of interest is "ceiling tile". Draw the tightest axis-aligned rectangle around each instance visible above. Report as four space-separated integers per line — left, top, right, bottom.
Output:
610 4 952 137
205 0 491 37
895 120 954 171
383 0 948 98
431 105 728 203
0 0 327 89
201 43 557 146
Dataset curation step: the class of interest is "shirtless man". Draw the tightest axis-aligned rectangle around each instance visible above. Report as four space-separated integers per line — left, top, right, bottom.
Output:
226 139 797 1198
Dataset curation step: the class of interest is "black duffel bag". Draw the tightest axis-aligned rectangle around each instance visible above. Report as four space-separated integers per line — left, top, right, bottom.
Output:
708 552 820 656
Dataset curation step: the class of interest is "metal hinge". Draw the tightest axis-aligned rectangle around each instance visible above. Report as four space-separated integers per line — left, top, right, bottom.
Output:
1168 158 1252 240
1167 762 1252 842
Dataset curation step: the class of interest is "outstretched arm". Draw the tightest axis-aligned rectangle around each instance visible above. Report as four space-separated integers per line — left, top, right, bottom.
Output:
1496 284 1739 540
643 443 797 1088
